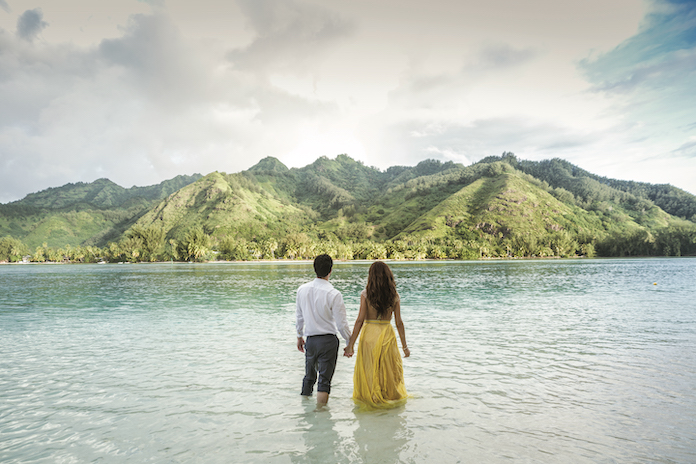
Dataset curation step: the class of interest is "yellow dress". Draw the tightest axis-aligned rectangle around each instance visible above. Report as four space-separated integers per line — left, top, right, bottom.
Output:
353 320 408 409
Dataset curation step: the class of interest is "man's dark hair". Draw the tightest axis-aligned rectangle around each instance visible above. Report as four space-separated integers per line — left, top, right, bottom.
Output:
314 254 333 278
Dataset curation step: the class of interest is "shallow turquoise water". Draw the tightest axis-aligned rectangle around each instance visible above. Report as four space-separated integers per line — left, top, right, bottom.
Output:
1 258 695 463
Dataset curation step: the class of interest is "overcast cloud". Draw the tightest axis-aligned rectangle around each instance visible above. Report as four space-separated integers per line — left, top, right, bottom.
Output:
0 0 694 203
15 7 46 41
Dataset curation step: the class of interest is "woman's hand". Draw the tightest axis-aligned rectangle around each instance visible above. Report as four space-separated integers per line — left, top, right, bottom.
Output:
344 346 354 357
402 347 410 358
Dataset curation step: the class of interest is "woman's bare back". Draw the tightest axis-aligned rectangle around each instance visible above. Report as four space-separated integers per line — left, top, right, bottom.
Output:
361 289 398 321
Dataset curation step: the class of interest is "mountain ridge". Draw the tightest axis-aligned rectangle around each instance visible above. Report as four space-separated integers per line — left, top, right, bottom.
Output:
1 154 695 262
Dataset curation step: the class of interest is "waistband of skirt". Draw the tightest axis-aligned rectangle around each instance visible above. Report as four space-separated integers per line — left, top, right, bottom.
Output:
365 320 390 324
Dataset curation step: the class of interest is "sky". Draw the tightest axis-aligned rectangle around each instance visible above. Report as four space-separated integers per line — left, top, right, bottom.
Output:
1 0 695 203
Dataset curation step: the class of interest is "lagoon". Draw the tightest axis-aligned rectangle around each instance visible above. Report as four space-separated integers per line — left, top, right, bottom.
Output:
1 258 695 463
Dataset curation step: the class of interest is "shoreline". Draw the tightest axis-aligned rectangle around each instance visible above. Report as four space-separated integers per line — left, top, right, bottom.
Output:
3 255 694 266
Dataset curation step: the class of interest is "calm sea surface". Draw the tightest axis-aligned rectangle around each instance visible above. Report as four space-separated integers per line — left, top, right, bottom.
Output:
1 258 695 463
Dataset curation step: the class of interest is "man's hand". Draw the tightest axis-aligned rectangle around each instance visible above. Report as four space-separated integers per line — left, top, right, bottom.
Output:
343 346 354 357
297 337 305 353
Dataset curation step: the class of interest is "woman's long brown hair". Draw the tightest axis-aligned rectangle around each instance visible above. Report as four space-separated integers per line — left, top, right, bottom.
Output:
366 261 398 319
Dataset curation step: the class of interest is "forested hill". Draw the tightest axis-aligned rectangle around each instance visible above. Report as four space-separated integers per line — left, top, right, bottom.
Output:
488 153 696 221
14 174 203 209
0 174 202 251
1 154 695 262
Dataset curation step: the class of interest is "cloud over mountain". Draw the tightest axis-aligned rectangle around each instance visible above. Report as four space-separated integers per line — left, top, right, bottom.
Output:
0 0 694 204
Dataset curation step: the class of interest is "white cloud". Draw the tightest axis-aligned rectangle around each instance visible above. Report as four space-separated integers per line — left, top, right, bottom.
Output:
369 117 596 168
0 6 349 202
0 0 694 203
228 0 355 76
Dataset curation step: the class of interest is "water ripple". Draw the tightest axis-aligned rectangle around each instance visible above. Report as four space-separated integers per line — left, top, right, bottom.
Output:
1 259 695 463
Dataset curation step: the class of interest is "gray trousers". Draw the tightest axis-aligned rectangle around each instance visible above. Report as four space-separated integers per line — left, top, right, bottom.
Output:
302 334 339 395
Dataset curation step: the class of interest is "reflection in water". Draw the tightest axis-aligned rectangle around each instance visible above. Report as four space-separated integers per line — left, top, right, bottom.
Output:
291 399 410 464
353 406 410 464
2 260 695 463
292 399 349 464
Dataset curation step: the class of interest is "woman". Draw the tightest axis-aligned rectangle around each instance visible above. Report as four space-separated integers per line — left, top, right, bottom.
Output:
345 261 409 409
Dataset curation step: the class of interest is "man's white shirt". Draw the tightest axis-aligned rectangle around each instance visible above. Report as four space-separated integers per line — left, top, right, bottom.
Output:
296 278 351 344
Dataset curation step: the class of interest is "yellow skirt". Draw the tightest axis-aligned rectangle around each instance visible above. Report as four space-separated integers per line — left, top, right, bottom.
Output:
353 320 407 409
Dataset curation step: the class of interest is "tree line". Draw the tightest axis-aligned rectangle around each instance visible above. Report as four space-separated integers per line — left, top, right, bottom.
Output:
2 222 695 263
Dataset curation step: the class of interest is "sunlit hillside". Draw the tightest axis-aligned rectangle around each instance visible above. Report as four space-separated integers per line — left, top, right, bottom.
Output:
1 154 695 262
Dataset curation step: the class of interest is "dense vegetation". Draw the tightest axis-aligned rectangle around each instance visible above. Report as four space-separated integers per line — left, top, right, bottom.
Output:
0 174 202 251
1 154 695 263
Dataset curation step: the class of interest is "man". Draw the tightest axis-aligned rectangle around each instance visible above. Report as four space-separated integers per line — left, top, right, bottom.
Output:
296 254 352 405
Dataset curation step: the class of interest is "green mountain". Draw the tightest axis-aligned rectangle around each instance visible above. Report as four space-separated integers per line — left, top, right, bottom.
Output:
2 154 695 262
134 171 313 240
501 155 696 221
0 174 202 249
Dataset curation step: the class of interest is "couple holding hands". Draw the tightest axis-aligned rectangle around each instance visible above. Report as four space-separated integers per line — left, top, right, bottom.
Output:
296 254 409 409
